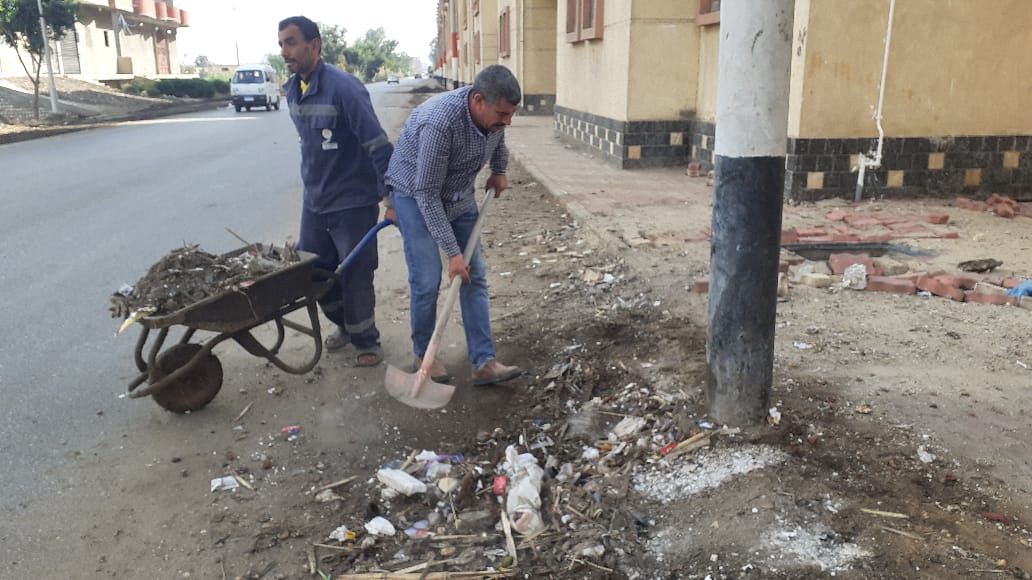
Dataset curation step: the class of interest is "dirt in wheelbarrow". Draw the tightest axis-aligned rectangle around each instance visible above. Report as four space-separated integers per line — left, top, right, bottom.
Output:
111 243 301 317
18 161 1032 580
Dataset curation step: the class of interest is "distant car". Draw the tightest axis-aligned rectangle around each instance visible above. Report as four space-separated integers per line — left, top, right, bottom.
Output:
386 75 399 84
414 73 422 79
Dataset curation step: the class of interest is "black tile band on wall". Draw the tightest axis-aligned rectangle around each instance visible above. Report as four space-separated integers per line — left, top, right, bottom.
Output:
689 120 717 172
519 94 556 116
785 135 1032 202
554 105 691 169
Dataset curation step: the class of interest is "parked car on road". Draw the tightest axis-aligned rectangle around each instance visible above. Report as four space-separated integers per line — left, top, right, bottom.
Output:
386 74 399 84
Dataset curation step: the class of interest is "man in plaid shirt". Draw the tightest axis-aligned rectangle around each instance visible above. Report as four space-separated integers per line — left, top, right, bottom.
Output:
386 65 524 386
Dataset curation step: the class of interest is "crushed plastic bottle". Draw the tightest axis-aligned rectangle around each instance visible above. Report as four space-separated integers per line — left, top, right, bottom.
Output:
376 468 427 496
503 445 546 535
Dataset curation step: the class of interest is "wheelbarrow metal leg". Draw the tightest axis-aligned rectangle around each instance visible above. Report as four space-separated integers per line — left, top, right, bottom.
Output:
230 300 323 375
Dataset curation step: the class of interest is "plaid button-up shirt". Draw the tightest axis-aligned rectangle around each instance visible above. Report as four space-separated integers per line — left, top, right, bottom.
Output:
386 86 507 257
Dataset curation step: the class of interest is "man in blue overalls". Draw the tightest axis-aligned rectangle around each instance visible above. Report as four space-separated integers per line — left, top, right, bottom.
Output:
278 15 394 366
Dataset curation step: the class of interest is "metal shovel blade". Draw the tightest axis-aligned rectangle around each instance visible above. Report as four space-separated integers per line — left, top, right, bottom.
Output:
384 363 456 409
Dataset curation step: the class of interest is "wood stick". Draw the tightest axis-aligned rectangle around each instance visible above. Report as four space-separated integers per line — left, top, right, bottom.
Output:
314 476 358 494
500 510 518 565
880 525 923 540
568 557 614 573
860 507 909 519
233 402 253 423
335 571 514 579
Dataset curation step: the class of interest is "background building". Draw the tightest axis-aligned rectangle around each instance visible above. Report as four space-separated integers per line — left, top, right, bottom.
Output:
435 0 1032 200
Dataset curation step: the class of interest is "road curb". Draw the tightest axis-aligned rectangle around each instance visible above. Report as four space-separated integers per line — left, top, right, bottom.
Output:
0 98 229 145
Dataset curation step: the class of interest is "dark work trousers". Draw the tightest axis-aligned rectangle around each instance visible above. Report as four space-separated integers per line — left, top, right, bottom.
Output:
297 204 381 351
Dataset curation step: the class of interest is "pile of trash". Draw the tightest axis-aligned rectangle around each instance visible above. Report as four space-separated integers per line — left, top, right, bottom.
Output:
305 363 747 578
108 242 300 319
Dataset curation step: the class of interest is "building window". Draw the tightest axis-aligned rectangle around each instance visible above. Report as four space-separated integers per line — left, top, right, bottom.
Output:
473 0 479 16
474 32 481 64
697 0 721 26
462 0 468 29
103 30 110 47
499 7 511 57
566 0 604 42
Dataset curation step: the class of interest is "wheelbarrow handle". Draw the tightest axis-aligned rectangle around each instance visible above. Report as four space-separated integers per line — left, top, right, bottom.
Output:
333 218 394 277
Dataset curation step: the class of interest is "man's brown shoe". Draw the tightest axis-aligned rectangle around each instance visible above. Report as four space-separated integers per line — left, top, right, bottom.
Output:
415 356 451 384
472 359 523 386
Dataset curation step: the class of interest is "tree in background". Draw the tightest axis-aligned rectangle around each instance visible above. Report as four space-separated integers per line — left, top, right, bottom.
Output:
194 54 210 68
0 0 78 120
344 27 398 83
264 53 287 80
317 22 348 69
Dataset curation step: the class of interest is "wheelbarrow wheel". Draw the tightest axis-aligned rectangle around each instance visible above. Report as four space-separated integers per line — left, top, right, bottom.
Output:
152 343 223 413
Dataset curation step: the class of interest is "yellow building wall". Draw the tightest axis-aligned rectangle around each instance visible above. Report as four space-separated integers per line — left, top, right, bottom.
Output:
478 0 499 70
791 0 1032 138
694 23 719 121
522 0 557 96
555 0 630 120
626 0 697 120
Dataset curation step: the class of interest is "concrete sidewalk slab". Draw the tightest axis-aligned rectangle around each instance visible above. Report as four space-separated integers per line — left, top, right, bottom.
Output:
506 115 714 250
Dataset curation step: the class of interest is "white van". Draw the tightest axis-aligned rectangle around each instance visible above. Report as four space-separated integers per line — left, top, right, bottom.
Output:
230 64 281 112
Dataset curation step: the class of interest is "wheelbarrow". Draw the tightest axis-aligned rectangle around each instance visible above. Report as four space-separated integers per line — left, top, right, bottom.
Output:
124 220 393 413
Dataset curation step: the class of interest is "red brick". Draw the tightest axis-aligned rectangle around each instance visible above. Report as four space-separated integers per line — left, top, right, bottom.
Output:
1002 278 1022 289
988 194 1019 209
866 276 917 294
828 223 851 234
830 234 862 242
842 214 881 229
954 273 984 289
932 274 978 288
936 232 961 239
825 210 848 222
781 228 800 244
885 222 929 235
926 213 950 225
917 276 967 302
993 204 1016 218
828 253 881 276
965 292 1017 306
970 201 989 212
861 234 894 243
691 277 709 293
1019 204 1032 218
797 227 827 237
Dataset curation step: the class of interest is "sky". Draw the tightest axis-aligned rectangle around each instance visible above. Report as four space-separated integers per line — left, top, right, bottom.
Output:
175 1 438 68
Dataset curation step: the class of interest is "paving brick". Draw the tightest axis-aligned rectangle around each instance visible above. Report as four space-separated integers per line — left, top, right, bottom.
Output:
965 291 1016 306
1002 278 1023 289
866 276 917 294
691 277 709 293
799 273 833 288
872 257 909 276
936 232 961 239
830 234 862 242
916 276 966 301
828 253 880 276
973 281 1007 296
781 228 799 244
926 213 950 225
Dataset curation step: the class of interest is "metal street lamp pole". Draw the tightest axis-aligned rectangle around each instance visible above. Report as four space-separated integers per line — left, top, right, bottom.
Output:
36 0 59 113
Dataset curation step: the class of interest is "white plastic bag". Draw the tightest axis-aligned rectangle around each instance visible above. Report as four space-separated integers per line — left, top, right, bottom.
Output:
503 445 547 534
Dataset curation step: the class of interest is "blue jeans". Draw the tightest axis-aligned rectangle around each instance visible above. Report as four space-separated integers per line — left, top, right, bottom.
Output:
393 194 495 368
298 204 380 351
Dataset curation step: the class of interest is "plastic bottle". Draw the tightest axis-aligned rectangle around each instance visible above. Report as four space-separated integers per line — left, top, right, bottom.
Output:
376 468 427 496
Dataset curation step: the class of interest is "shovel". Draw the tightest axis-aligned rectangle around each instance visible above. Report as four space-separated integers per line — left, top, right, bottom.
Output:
384 190 494 409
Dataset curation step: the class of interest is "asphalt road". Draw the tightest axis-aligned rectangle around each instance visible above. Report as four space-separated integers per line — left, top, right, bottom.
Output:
0 80 415 511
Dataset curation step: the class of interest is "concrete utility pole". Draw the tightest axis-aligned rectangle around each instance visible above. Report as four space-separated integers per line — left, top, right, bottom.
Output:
37 0 60 113
706 0 793 425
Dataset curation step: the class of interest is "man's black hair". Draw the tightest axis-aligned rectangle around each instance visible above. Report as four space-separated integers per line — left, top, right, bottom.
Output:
278 16 320 42
472 65 521 106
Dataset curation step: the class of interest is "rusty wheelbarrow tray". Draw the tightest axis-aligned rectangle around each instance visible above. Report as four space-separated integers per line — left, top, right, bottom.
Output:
125 220 392 413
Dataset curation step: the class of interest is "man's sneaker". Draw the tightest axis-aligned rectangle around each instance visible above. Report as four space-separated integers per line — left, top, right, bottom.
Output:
415 356 452 384
472 359 523 386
